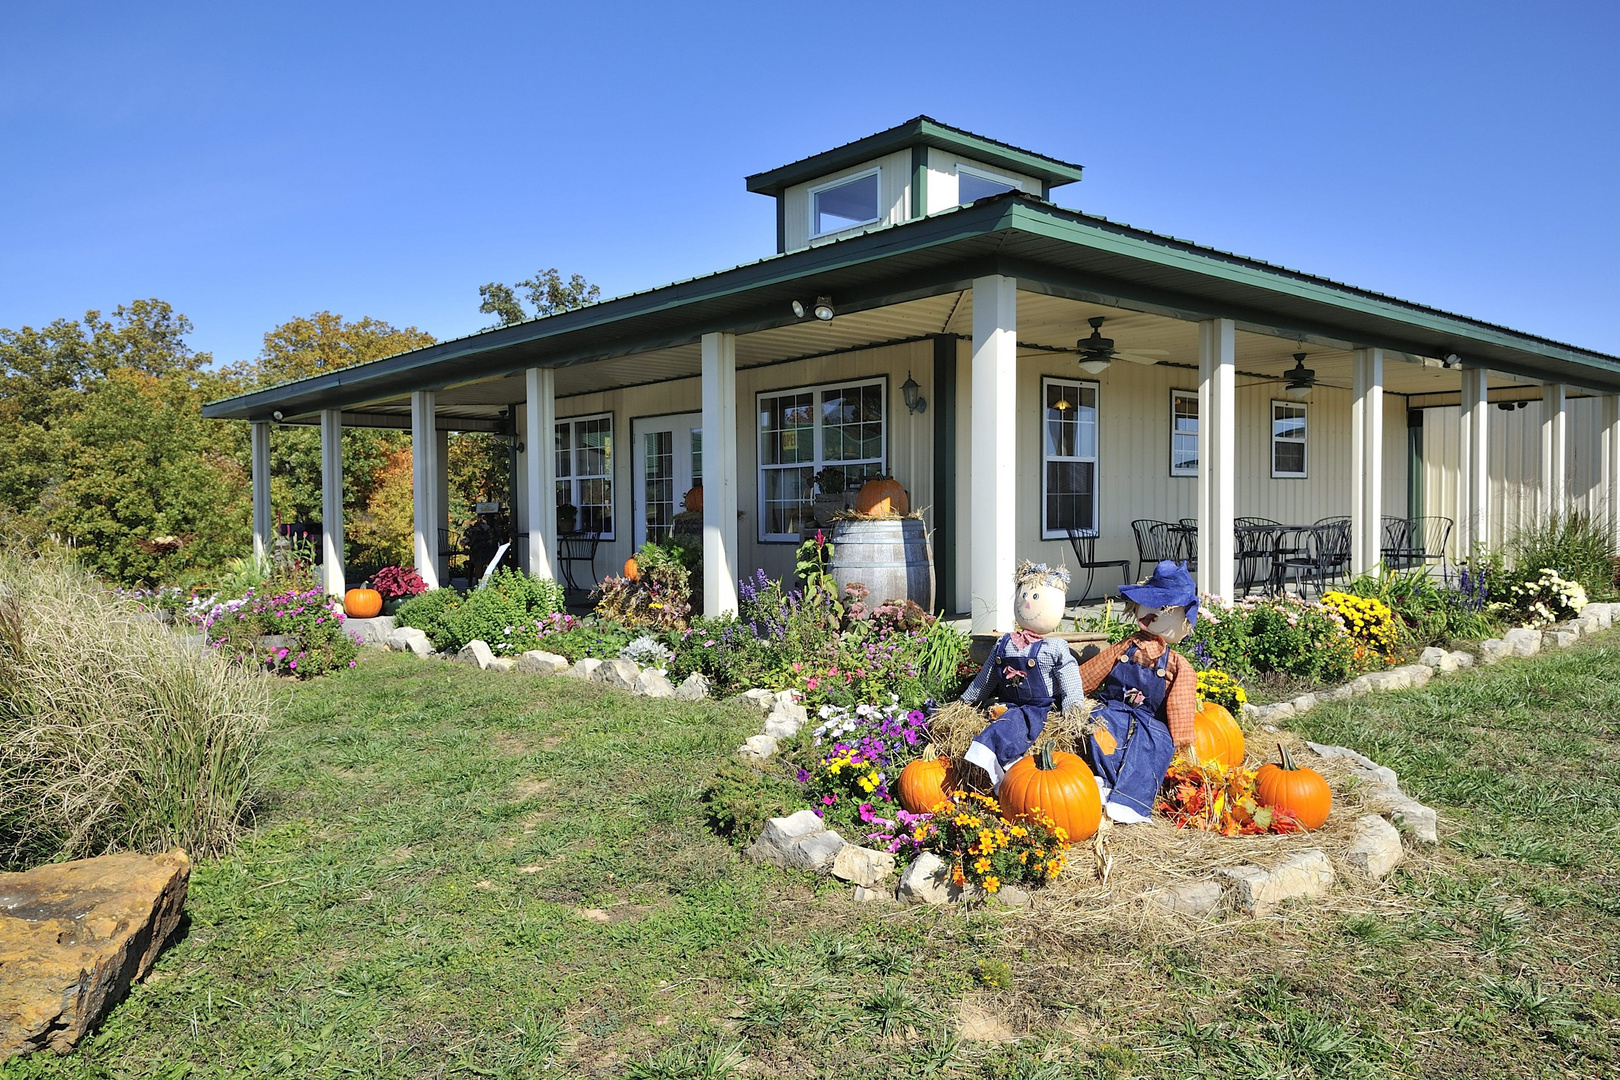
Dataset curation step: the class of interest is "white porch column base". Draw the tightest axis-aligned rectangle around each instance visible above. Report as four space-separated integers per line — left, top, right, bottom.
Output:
250 420 272 571
701 332 740 617
1603 394 1620 540
1196 319 1236 601
319 409 345 599
411 391 441 590
1459 368 1490 554
969 275 1017 634
1541 382 1567 520
525 368 558 580
1351 348 1384 574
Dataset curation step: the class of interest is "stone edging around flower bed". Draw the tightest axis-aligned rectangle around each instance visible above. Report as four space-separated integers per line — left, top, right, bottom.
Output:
737 603 1620 916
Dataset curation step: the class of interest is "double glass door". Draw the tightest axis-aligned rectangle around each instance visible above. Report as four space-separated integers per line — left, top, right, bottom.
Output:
631 413 702 547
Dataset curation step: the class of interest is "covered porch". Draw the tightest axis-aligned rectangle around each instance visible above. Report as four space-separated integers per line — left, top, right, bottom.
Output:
208 194 1620 632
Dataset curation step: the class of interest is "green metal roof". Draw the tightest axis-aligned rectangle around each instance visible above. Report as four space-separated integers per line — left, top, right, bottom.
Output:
203 192 1620 423
744 116 1086 196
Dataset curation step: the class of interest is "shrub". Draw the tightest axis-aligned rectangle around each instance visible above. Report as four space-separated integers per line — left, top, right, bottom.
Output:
484 567 567 617
1184 595 1360 683
1506 512 1616 601
520 618 637 661
0 543 270 868
667 614 781 694
620 634 673 667
395 587 462 642
437 587 528 654
1346 567 1504 646
1321 590 1402 662
1507 568 1587 627
202 586 358 677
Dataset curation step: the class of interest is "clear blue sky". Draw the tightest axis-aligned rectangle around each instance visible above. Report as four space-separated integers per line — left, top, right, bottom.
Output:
3 1 1617 363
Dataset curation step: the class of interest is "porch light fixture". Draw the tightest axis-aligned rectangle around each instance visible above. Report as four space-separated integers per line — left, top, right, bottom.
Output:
901 372 927 414
813 296 835 321
791 299 806 319
271 410 284 422
1442 353 1461 369
1077 356 1111 375
1284 352 1315 400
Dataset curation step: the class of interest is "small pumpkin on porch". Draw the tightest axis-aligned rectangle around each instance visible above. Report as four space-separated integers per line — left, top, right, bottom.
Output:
623 556 640 581
999 742 1101 842
1254 743 1332 830
897 745 956 814
343 587 383 619
1188 700 1246 770
683 485 704 513
854 476 909 517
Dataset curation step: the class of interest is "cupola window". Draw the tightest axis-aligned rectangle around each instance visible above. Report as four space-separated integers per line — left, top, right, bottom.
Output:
810 169 880 237
958 163 1019 205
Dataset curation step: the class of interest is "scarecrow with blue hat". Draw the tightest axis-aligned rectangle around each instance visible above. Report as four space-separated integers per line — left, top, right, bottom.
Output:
1075 559 1201 823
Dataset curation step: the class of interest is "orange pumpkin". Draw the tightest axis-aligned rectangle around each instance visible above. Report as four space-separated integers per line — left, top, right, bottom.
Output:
343 587 383 619
623 556 640 581
854 476 909 517
683 485 704 513
1188 699 1245 770
999 743 1102 843
1254 744 1332 830
898 745 956 814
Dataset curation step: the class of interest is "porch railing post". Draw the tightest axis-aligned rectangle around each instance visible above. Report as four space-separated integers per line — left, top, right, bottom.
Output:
411 391 441 590
1541 382 1567 520
525 367 557 580
1604 394 1620 541
969 274 1017 634
1459 367 1491 554
251 420 272 571
1351 348 1384 575
702 331 740 617
319 408 346 599
1196 318 1236 601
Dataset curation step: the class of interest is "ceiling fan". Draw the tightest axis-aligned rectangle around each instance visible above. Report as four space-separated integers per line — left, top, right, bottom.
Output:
1075 317 1168 374
1283 352 1315 400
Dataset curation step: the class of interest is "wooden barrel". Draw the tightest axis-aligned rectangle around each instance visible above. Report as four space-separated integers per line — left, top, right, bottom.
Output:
830 519 935 610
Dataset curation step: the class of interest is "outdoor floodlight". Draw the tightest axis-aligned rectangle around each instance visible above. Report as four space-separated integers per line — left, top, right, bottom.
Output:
813 296 835 321
272 410 284 422
791 300 806 319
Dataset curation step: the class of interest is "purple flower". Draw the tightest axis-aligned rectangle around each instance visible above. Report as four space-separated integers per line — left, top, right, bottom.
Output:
795 768 809 783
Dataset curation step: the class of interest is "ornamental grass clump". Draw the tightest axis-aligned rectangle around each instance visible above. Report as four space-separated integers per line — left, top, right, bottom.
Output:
0 542 270 868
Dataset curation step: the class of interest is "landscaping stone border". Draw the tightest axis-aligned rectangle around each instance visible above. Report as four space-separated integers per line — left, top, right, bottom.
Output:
377 631 713 700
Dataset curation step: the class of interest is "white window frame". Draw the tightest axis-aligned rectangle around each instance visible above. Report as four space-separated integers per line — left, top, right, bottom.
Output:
957 163 1023 205
1040 375 1101 540
556 412 615 538
756 377 888 542
808 167 882 239
1271 399 1308 479
1170 390 1199 477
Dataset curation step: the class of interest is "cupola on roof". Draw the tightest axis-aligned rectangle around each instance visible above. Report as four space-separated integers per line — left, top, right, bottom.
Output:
748 116 1086 254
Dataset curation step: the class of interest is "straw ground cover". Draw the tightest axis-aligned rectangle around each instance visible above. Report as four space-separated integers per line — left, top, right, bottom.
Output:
9 640 1619 1079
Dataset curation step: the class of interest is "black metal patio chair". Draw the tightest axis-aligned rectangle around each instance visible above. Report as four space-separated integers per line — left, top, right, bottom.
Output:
1066 529 1132 605
1235 521 1287 596
1130 519 1182 580
556 530 602 591
1278 521 1352 598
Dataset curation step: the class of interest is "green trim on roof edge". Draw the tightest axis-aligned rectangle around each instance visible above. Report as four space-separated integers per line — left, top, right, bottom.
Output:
745 116 1085 196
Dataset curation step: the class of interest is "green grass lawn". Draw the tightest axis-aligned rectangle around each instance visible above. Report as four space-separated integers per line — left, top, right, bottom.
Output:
7 636 1620 1079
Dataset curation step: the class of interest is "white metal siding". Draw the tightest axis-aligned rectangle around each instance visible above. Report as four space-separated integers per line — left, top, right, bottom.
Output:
924 148 1041 214
781 151 913 252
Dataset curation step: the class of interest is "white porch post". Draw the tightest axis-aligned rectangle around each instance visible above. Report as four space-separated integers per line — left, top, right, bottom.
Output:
250 420 272 571
1604 394 1620 540
969 275 1017 634
701 331 740 617
1458 367 1490 553
1351 348 1385 574
319 409 346 598
1196 318 1236 600
435 429 450 577
411 391 441 590
525 367 558 579
1541 382 1567 520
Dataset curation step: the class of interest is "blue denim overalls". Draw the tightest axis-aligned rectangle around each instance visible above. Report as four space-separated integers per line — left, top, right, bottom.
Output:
1082 642 1175 818
966 635 1056 787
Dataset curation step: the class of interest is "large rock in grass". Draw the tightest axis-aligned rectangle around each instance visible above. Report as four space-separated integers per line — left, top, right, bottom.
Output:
344 616 395 647
831 845 895 887
1477 637 1510 664
514 650 569 676
559 657 603 681
1504 627 1542 657
590 657 640 690
0 850 191 1061
673 672 710 701
1214 849 1335 915
745 811 845 870
387 625 434 657
632 669 675 698
457 640 496 670
1342 814 1404 879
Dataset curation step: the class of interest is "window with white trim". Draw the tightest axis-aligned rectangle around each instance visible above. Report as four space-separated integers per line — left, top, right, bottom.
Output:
1042 377 1099 538
1271 400 1308 478
757 379 886 540
1170 390 1199 477
810 169 881 237
556 413 614 536
958 163 1020 204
